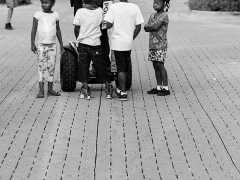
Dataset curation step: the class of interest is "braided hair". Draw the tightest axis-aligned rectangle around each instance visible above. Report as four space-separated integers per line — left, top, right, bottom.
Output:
164 0 170 12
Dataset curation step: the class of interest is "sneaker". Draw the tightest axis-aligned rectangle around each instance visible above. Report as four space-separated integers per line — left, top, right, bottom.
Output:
105 85 113 99
116 91 127 101
147 88 161 94
157 89 170 96
80 87 91 100
5 23 13 30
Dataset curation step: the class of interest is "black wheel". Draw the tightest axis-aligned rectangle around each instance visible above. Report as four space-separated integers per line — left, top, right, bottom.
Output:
60 49 78 92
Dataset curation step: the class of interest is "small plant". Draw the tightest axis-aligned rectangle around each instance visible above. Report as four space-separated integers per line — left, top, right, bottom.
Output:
188 0 240 12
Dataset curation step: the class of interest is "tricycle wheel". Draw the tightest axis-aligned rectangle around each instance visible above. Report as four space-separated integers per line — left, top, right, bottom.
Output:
60 49 78 92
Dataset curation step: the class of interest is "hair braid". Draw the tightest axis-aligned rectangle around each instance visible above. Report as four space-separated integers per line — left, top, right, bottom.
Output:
164 0 170 12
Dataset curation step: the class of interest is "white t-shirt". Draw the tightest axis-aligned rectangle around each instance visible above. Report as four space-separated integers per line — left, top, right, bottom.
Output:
73 8 103 46
104 2 144 51
34 11 59 44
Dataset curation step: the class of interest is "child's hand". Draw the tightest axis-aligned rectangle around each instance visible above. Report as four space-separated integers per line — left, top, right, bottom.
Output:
31 44 37 54
144 25 149 32
59 46 64 55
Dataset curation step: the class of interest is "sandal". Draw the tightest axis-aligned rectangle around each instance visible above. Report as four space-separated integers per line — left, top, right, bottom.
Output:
47 90 61 96
36 93 44 98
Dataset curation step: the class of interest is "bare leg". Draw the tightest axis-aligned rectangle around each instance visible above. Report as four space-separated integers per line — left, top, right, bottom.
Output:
105 81 110 90
105 81 113 99
159 63 168 86
153 61 163 86
36 82 44 98
48 82 61 96
156 62 170 96
7 7 14 23
82 82 88 90
117 72 126 92
81 82 91 99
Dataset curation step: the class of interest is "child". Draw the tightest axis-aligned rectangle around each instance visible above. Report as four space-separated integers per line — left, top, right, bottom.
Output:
104 0 144 101
73 0 112 100
31 0 64 98
144 0 170 96
71 0 112 78
70 0 83 16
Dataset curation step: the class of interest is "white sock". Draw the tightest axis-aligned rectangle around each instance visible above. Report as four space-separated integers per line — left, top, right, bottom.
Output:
163 86 169 90
116 88 121 93
121 91 127 95
157 85 162 90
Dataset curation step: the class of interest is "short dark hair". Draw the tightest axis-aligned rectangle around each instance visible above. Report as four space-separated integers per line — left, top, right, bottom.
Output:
83 0 95 5
50 0 55 3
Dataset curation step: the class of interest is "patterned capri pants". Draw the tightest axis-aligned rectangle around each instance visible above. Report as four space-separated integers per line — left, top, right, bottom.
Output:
37 44 57 82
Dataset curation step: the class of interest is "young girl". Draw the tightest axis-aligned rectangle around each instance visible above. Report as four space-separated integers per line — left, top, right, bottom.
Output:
31 0 64 98
144 0 170 96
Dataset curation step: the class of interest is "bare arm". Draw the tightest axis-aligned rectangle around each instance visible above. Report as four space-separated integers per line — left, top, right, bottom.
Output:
74 25 80 39
31 17 38 54
133 24 141 40
56 20 64 53
144 21 164 32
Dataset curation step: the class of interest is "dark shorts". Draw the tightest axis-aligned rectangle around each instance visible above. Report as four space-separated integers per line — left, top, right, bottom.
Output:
78 43 109 83
113 50 131 72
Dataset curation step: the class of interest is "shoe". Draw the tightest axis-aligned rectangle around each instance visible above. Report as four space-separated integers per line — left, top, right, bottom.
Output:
5 23 13 30
116 91 127 101
105 85 113 99
47 90 61 96
147 88 161 94
80 87 91 100
36 93 44 98
37 82 44 98
157 89 170 96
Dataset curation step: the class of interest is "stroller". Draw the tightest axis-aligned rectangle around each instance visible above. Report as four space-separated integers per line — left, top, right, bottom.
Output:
60 0 132 92
60 42 132 92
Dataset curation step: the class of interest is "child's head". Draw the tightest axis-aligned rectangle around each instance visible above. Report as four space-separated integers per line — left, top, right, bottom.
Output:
82 0 96 5
153 0 170 12
40 0 55 12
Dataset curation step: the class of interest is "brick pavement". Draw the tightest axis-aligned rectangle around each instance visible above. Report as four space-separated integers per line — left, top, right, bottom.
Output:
1 0 240 179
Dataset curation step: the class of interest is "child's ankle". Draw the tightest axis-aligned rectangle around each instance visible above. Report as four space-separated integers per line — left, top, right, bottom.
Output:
120 91 127 95
157 85 162 90
163 86 169 90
